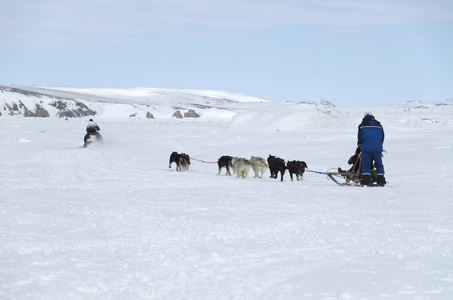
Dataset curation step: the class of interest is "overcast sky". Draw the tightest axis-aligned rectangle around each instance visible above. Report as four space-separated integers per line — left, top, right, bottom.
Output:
1 0 452 106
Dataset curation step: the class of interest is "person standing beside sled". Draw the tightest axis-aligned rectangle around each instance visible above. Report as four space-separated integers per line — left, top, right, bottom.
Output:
83 119 103 147
357 112 386 186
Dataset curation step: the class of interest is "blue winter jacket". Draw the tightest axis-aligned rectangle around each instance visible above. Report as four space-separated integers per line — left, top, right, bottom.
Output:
357 116 384 152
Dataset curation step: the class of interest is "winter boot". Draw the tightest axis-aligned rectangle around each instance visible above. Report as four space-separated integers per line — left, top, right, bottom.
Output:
377 175 386 186
361 174 372 186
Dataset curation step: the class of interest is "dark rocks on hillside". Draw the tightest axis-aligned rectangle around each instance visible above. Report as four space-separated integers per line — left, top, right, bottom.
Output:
184 109 200 118
172 110 183 119
146 112 154 119
24 104 50 117
172 109 200 119
2 99 97 118
49 100 97 118
4 103 19 115
50 100 68 110
3 101 25 115
74 102 97 117
35 105 50 117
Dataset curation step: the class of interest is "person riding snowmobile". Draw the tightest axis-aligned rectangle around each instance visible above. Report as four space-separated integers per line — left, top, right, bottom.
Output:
83 119 103 147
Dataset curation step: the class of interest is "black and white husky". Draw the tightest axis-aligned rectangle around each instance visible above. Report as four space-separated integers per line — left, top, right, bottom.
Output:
217 156 233 175
250 156 267 178
169 152 190 171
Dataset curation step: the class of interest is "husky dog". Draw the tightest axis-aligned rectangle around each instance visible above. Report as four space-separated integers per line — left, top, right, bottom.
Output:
230 157 239 174
234 158 252 179
267 155 286 181
286 160 308 181
218 156 233 175
250 156 267 178
169 152 191 171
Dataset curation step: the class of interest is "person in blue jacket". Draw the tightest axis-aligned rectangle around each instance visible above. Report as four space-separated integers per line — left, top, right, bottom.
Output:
357 112 386 186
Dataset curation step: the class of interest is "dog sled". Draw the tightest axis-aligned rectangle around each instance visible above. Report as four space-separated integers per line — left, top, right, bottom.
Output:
326 152 379 186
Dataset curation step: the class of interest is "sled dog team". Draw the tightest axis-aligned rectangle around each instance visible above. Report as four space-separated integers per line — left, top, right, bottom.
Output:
90 112 385 185
169 152 308 182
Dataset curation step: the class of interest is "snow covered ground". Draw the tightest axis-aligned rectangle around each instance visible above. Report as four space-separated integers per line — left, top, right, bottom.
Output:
1 94 453 299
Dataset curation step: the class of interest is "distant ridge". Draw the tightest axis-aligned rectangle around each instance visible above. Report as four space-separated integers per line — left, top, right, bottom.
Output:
1 85 451 125
0 85 272 119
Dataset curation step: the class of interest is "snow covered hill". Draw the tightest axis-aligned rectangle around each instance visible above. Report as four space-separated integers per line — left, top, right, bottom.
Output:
1 85 453 299
2 84 452 130
0 85 273 120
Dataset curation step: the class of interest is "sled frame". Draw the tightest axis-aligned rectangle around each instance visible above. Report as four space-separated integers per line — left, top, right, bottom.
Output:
326 152 377 186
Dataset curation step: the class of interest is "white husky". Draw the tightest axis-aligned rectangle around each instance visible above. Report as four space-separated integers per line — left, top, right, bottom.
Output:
250 156 267 178
231 157 238 174
234 158 251 179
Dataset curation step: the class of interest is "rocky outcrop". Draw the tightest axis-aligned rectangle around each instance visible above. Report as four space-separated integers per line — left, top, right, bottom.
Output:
49 100 96 118
184 109 200 118
172 110 183 119
1 85 260 120
1 86 98 118
2 99 96 118
172 109 200 119
4 102 20 116
24 104 50 117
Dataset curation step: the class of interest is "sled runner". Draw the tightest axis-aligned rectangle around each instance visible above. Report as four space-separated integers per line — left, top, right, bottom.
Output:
326 152 379 186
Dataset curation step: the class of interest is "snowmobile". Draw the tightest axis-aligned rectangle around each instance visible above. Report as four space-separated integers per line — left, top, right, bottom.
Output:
326 152 378 186
83 132 103 147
